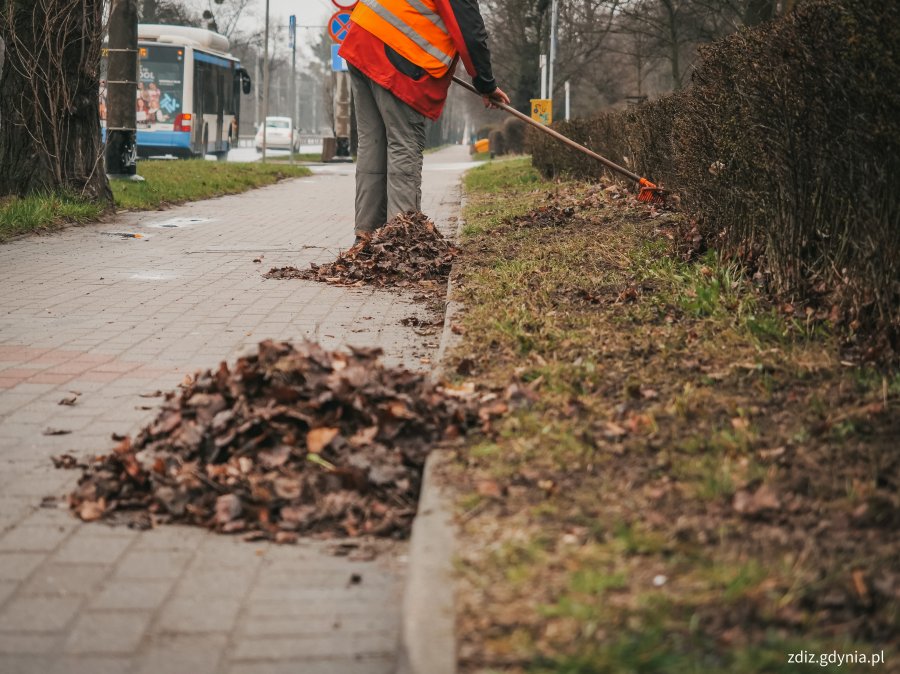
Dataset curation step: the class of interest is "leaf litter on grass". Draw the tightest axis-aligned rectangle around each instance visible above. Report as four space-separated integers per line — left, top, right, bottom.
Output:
450 170 900 670
265 211 457 292
62 340 514 544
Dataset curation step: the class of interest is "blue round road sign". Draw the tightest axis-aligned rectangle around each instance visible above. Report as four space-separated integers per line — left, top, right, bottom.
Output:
329 11 352 43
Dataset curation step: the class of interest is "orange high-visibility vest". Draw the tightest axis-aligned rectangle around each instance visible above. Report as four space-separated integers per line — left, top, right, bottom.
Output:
350 0 457 78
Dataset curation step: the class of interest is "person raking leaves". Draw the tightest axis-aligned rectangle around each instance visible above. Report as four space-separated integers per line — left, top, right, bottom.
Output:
338 0 510 242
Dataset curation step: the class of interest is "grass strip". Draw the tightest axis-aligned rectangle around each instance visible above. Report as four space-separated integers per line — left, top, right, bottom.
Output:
112 160 310 210
0 193 104 242
450 159 898 673
0 160 310 242
265 152 324 163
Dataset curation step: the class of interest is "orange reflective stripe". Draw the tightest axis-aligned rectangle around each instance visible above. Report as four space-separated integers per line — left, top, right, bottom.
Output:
352 0 457 77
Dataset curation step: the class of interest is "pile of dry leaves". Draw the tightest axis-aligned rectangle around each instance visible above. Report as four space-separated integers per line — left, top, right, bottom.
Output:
65 340 511 542
265 211 456 291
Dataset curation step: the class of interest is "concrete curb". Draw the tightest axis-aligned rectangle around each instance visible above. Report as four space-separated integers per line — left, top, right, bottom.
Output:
397 193 468 674
397 448 457 674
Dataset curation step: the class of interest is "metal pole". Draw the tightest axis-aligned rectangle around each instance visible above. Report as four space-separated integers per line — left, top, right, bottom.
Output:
312 79 318 133
549 0 558 100
261 0 270 162
540 54 547 99
105 0 142 180
565 81 570 120
254 47 261 131
289 14 296 165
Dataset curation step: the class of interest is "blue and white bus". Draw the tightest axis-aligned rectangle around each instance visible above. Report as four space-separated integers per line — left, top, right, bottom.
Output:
101 24 251 159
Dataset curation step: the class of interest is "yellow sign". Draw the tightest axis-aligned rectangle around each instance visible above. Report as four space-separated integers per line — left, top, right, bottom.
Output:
531 99 552 125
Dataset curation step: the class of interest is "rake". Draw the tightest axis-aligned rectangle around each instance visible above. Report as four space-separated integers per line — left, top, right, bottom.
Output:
453 76 666 205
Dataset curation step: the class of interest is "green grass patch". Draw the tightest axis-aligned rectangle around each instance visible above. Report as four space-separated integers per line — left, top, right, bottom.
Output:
266 152 323 163
464 157 539 193
1 160 310 242
113 160 310 210
0 192 104 242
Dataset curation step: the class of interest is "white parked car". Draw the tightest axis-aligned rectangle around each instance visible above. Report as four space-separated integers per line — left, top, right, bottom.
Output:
255 117 299 152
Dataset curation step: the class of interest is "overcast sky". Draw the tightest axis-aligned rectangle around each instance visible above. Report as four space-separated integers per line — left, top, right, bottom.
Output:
233 0 340 65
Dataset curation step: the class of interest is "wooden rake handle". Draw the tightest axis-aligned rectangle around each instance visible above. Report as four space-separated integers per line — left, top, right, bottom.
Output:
452 75 644 185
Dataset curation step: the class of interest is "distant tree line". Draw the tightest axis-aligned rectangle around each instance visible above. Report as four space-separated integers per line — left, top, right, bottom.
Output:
479 0 806 116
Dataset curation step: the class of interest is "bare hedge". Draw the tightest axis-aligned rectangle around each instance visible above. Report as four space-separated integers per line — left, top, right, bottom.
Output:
531 0 899 356
488 128 506 157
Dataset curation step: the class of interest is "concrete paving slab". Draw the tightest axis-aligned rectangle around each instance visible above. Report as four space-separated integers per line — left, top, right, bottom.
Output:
0 145 475 672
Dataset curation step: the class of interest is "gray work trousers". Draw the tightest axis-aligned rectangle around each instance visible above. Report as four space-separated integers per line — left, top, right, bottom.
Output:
350 66 427 233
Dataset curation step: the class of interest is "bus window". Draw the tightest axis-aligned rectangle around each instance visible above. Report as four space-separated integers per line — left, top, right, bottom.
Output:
222 66 236 116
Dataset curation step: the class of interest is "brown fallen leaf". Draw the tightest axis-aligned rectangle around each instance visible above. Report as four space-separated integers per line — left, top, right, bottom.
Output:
603 422 628 440
731 417 750 431
348 426 378 447
476 479 503 499
52 454 82 469
307 427 339 454
852 570 869 601
758 446 786 461
215 494 243 525
258 445 291 468
78 499 106 521
273 476 302 500
733 483 780 516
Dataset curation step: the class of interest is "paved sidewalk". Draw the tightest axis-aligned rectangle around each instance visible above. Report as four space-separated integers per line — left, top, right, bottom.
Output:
0 145 479 673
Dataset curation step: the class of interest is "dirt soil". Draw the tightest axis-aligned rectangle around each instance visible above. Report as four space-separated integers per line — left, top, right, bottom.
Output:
448 163 899 672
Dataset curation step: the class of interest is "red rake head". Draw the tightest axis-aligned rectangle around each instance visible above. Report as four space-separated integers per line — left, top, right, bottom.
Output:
638 177 667 205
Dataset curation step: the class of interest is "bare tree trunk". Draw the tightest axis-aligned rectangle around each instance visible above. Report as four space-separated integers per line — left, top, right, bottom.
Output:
660 0 682 90
745 0 777 26
0 0 111 203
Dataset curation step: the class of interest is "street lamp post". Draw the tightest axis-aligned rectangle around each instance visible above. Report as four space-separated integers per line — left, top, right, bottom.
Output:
549 0 558 101
289 14 296 166
261 0 270 162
